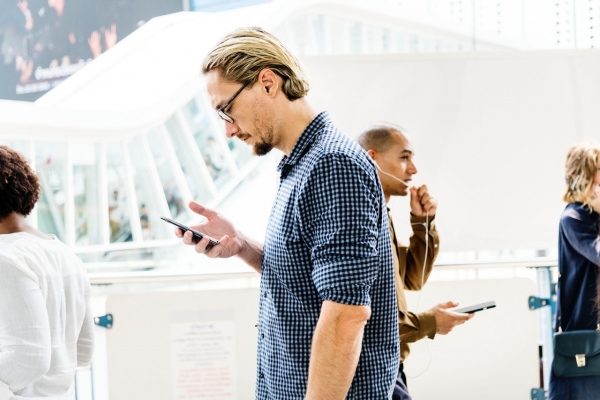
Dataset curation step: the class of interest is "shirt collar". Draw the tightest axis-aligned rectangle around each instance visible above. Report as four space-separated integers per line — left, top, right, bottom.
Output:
277 111 330 174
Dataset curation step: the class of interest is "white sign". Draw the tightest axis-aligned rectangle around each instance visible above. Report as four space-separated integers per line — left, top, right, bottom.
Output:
171 319 237 399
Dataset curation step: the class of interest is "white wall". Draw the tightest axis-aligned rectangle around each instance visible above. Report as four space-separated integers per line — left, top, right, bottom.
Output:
97 275 539 400
404 278 539 400
104 287 260 400
302 50 600 252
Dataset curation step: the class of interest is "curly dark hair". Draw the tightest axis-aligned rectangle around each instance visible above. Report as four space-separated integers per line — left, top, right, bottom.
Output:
0 145 41 221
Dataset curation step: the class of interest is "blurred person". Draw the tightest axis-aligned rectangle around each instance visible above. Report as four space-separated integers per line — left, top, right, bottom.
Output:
357 124 474 400
139 203 152 240
176 27 399 399
108 189 121 238
0 145 94 399
204 136 224 179
0 0 34 95
549 142 600 399
88 23 117 59
15 1 33 32
165 182 183 217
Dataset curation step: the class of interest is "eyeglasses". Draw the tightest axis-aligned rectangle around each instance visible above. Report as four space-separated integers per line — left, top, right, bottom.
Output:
216 81 249 124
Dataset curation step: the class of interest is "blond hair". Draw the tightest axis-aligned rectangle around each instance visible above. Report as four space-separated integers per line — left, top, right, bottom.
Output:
563 142 600 207
201 27 310 101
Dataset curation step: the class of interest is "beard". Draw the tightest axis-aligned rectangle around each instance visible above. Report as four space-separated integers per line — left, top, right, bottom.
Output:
253 138 274 156
250 105 275 156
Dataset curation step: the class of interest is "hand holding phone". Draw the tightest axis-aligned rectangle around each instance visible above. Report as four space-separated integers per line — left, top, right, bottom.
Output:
452 301 496 314
160 216 219 246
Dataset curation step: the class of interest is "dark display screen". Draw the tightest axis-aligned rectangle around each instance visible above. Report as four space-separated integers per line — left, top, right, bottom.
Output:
0 0 183 101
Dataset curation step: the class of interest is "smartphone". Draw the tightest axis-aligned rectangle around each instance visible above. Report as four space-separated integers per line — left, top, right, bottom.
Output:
452 301 496 314
160 216 219 246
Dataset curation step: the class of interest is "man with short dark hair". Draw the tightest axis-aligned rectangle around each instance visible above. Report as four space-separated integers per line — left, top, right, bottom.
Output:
358 124 474 400
176 27 399 399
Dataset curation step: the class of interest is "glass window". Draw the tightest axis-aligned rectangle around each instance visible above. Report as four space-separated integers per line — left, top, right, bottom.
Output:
409 35 420 52
331 17 346 54
181 98 235 189
127 136 170 241
382 28 392 52
0 140 28 155
396 32 406 52
366 26 380 53
423 38 432 52
72 143 102 245
289 16 311 55
165 114 214 203
147 128 203 220
312 14 326 54
106 142 133 243
349 22 363 53
35 142 67 241
226 135 253 170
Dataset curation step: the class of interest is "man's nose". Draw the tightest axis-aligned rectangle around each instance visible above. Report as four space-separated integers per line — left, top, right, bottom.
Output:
224 121 240 138
407 160 418 175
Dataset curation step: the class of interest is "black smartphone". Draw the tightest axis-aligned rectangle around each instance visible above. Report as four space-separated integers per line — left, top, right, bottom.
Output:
452 301 496 314
160 216 219 246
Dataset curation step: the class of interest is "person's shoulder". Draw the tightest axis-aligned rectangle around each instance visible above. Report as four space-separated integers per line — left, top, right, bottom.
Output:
0 236 40 282
313 126 372 167
2 233 85 275
561 203 589 222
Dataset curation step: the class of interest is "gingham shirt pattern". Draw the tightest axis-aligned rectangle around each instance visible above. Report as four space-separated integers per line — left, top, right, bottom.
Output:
255 112 399 399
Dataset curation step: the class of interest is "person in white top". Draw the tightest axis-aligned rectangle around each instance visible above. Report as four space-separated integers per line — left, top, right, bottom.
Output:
0 145 94 400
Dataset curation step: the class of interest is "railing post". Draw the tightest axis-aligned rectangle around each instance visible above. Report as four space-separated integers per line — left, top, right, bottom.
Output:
527 265 556 398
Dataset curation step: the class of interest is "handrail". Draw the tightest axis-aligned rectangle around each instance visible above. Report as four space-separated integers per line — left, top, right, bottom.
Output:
89 269 257 285
431 257 557 269
88 257 557 285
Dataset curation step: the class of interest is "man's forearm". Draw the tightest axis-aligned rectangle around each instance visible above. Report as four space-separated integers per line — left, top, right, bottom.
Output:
305 301 370 400
236 231 263 273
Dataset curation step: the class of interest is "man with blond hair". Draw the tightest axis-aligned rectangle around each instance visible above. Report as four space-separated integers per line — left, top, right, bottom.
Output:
175 27 398 399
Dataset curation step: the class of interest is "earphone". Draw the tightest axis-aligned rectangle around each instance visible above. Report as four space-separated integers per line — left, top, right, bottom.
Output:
373 161 412 188
374 160 432 377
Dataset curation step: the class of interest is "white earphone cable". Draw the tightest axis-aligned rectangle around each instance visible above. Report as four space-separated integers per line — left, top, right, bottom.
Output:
374 161 433 377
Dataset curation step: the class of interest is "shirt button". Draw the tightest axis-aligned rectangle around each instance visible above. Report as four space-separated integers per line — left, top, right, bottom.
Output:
260 373 264 379
263 292 268 298
261 333 265 339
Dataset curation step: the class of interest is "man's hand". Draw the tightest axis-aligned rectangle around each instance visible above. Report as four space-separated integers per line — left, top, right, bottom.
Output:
430 301 474 335
409 184 438 217
176 201 242 258
176 201 263 272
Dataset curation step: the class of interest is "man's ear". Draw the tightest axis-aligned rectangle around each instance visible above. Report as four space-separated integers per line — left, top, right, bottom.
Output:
366 149 377 160
257 68 279 96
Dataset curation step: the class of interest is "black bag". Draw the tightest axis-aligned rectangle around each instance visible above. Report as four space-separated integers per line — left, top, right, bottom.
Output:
553 329 600 377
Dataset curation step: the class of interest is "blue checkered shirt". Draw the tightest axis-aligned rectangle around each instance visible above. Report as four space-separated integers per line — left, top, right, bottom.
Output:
256 112 399 399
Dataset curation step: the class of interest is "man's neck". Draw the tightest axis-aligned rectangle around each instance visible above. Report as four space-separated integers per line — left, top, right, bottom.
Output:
276 97 318 156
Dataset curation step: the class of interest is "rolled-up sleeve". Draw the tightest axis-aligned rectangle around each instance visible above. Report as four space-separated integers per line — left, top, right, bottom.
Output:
300 153 382 306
